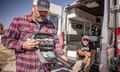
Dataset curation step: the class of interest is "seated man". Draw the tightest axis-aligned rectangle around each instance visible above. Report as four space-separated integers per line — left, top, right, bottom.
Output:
72 35 96 72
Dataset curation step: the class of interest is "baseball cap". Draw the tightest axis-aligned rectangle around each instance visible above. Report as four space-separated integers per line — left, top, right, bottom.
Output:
33 0 50 11
82 35 90 40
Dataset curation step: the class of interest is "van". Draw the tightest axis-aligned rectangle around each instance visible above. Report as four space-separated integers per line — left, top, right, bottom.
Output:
59 0 120 72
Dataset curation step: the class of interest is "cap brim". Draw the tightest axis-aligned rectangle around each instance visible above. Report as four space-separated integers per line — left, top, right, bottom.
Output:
82 37 90 40
38 9 49 11
37 7 49 11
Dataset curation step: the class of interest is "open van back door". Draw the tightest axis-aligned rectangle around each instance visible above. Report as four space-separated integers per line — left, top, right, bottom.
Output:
99 0 109 72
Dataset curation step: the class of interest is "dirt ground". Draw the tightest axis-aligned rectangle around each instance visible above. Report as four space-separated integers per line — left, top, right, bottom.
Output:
0 44 16 72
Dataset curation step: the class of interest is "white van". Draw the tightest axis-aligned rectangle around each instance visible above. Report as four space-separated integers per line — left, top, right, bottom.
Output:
59 0 120 72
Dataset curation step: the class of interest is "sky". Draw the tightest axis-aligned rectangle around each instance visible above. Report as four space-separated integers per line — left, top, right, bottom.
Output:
0 0 74 29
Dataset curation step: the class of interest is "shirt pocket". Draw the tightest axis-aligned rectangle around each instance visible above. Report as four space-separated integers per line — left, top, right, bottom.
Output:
20 27 36 40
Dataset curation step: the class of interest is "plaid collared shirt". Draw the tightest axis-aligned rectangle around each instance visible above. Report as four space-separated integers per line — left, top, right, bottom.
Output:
2 13 63 72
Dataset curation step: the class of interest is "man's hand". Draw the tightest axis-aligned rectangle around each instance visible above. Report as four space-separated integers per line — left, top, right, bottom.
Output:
77 50 86 56
84 51 91 57
57 55 68 65
22 40 40 50
60 55 68 61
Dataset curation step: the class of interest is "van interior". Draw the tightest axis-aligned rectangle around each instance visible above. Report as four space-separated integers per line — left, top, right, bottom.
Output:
51 0 111 72
64 0 105 71
65 0 104 45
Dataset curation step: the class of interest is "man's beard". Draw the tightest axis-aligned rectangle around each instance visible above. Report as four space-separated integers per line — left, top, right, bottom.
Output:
36 15 47 22
37 15 46 18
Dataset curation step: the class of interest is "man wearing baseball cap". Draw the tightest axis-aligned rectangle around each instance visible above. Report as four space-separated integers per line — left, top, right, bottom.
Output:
2 0 66 72
32 0 50 22
72 35 95 72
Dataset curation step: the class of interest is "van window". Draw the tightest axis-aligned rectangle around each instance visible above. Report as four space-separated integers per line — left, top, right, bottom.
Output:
47 15 58 30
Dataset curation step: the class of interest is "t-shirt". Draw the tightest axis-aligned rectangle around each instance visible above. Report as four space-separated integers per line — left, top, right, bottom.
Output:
78 41 95 51
77 41 95 59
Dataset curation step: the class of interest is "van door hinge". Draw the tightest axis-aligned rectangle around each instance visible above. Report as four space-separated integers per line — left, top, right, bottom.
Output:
111 5 120 13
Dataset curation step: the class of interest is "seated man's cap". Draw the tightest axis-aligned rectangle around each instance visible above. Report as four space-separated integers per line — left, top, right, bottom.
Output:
82 35 90 40
33 0 50 11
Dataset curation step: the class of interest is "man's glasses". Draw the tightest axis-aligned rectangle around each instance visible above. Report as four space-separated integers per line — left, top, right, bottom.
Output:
83 39 89 41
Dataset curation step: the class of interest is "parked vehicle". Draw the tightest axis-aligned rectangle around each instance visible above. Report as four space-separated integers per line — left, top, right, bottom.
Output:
58 0 120 72
49 0 120 72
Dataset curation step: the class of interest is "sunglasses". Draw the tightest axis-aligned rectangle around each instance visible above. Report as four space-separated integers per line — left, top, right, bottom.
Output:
83 39 89 41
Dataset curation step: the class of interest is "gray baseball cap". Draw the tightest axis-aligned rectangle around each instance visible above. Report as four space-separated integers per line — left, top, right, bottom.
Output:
33 0 50 11
82 35 90 40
